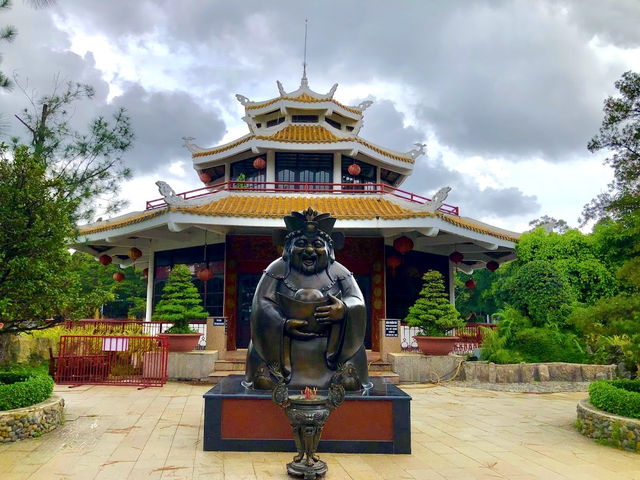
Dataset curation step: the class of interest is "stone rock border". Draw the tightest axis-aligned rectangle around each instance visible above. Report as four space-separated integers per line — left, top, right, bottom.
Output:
576 398 640 452
0 395 64 443
462 362 615 383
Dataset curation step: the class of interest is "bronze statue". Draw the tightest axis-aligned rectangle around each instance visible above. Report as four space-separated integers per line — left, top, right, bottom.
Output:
244 207 370 391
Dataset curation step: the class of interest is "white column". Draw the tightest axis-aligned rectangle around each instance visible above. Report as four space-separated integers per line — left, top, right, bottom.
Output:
266 150 275 183
333 152 341 189
145 240 155 322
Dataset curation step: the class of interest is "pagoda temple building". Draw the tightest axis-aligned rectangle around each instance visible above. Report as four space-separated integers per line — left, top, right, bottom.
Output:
73 75 519 353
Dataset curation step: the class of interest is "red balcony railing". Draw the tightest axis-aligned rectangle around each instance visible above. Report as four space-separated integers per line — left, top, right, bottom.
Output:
145 180 459 216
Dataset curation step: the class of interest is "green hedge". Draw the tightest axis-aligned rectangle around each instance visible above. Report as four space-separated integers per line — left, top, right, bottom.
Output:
0 370 54 411
589 379 640 419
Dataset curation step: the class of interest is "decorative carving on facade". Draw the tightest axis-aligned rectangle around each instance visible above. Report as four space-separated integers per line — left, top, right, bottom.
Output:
155 181 188 206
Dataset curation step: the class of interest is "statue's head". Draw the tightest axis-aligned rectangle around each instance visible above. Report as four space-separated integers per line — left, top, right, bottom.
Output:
281 207 341 275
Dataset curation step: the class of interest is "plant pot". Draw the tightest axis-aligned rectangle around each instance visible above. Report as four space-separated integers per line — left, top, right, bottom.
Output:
158 333 202 352
413 336 460 356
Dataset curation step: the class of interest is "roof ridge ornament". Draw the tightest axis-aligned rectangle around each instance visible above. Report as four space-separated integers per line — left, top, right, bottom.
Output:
235 94 251 106
182 136 206 154
155 181 188 206
277 80 286 97
357 100 373 111
406 142 427 160
422 186 451 213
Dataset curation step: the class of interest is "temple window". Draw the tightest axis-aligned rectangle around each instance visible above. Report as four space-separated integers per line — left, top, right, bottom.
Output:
341 156 377 191
292 115 319 123
266 117 284 128
231 156 266 188
325 117 341 130
380 167 401 186
346 126 354 132
275 152 333 190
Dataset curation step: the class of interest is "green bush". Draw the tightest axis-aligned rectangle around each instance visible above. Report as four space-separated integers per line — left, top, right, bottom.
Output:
0 368 54 411
510 328 586 363
589 379 640 419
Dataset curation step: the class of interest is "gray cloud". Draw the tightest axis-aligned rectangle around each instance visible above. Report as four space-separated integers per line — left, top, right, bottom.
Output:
562 0 640 48
109 85 226 173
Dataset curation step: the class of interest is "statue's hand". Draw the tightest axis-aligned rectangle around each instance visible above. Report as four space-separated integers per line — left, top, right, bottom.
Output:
285 319 317 340
315 294 345 324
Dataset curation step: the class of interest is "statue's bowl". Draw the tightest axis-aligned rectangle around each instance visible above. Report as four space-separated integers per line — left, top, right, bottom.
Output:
288 394 328 406
276 294 331 334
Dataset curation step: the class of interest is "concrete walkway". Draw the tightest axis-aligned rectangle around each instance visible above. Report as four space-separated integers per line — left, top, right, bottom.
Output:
0 382 638 479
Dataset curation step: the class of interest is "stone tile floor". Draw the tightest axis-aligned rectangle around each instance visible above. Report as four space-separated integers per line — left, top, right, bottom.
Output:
0 382 639 479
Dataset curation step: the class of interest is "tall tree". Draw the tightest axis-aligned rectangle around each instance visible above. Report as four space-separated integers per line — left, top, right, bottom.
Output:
13 80 134 221
582 71 640 223
0 145 78 334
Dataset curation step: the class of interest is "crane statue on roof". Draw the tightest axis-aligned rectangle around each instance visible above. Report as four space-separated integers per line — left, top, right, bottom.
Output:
422 186 452 214
406 142 427 160
155 181 188 206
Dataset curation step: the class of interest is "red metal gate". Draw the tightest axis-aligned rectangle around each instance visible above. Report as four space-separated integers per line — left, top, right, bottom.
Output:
55 335 168 387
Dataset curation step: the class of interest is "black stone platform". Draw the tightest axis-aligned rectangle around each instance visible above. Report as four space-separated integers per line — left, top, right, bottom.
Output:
203 375 411 454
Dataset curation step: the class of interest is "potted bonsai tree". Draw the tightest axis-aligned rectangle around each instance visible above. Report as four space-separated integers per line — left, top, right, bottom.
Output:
404 270 465 355
153 264 208 352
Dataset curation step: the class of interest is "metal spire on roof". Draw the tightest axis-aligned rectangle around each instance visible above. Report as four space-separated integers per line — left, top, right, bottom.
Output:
301 19 309 87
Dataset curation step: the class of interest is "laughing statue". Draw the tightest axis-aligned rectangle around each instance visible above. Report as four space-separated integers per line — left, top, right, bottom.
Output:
244 207 370 391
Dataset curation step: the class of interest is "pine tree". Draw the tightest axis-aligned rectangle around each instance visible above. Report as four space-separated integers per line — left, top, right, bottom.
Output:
404 270 464 336
152 264 208 333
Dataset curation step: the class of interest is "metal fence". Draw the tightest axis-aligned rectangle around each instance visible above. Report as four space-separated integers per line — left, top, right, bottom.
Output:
54 335 168 387
64 319 208 349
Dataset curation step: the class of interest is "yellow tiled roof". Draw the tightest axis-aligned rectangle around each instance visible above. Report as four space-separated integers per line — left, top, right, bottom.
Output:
256 125 343 143
192 125 414 163
246 93 361 115
78 196 519 243
78 209 166 235
177 195 430 220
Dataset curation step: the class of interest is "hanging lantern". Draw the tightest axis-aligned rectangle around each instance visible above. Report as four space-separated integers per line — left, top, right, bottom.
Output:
386 255 402 276
253 157 266 170
393 236 414 255
486 261 499 272
465 279 477 290
142 268 149 278
113 272 125 283
348 162 361 177
99 254 112 266
197 268 213 282
128 247 142 260
199 171 211 183
449 251 464 264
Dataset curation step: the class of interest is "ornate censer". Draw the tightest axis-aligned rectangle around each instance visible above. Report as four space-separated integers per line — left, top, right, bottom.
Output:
271 366 345 479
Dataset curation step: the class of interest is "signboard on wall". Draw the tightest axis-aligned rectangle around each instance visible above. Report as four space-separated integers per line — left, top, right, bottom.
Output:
384 319 399 337
212 317 226 326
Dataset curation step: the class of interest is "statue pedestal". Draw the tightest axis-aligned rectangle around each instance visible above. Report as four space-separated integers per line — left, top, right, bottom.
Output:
202 376 411 454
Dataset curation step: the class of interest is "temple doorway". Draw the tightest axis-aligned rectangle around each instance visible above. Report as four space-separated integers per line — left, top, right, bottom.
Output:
236 273 261 348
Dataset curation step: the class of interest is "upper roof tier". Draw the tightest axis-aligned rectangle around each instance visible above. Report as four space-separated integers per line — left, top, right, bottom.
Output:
184 75 426 173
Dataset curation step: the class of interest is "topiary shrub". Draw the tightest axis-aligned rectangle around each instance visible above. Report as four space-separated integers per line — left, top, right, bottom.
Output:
589 379 640 419
0 370 54 411
152 264 208 333
404 270 464 336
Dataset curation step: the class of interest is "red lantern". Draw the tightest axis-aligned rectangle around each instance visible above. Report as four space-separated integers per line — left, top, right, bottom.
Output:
465 279 476 289
197 268 213 282
99 254 112 266
348 162 361 177
113 272 125 283
386 255 402 276
128 247 142 260
486 261 499 272
449 251 463 264
199 171 211 183
393 236 414 255
142 268 149 278
253 157 266 170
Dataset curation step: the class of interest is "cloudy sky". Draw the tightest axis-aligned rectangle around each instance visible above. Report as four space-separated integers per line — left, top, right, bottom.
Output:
2 0 639 232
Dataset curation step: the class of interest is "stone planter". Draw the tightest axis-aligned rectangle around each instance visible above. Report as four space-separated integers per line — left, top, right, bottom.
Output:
413 336 460 356
0 395 65 442
158 333 202 352
576 398 640 452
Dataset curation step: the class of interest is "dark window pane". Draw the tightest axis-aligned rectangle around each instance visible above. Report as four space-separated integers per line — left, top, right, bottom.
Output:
275 152 333 190
231 156 266 188
292 115 318 123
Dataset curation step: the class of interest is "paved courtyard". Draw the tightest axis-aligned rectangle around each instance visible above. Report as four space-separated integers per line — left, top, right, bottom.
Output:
0 381 638 479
